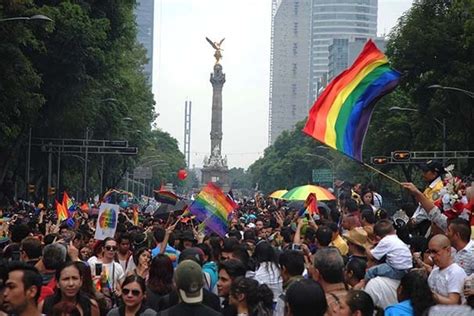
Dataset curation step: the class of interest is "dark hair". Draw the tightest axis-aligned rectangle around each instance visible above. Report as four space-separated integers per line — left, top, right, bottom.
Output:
51 301 81 316
218 259 247 279
10 224 31 243
7 261 42 303
228 229 242 240
315 226 333 247
148 254 174 295
373 219 394 238
55 261 83 285
132 247 150 266
345 199 359 213
230 277 273 314
361 190 374 205
279 250 304 276
231 244 250 269
398 271 435 316
345 290 374 316
117 232 132 244
122 274 146 293
243 230 256 243
448 218 471 242
313 247 344 283
361 209 376 224
409 236 428 255
345 258 367 282
280 227 293 243
222 237 240 253
374 209 388 221
253 241 279 273
286 279 327 316
20 236 42 260
153 228 166 243
196 243 213 262
73 262 94 298
304 227 316 243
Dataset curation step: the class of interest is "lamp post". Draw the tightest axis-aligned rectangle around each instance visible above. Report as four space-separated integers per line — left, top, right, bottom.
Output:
428 85 474 99
389 106 447 162
0 14 53 22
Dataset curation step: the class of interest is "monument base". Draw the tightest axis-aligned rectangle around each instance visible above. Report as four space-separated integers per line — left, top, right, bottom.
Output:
201 165 230 192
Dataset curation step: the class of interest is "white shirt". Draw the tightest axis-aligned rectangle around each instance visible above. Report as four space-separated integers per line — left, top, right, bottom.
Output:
364 276 400 309
373 192 383 209
428 263 467 297
253 262 282 303
371 234 413 270
453 239 474 276
87 256 125 290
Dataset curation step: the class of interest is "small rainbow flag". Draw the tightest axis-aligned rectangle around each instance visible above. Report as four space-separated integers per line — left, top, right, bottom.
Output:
303 39 400 161
154 189 179 205
305 193 318 216
62 192 75 212
55 199 69 221
189 182 238 237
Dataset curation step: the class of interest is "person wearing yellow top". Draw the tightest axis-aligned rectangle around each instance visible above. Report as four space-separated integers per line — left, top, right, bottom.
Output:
329 222 349 256
411 160 446 236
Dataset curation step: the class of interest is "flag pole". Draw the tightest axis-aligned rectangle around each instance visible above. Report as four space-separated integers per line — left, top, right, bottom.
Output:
360 161 403 186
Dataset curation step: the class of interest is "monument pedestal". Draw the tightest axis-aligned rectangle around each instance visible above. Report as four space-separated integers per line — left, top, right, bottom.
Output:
201 165 229 192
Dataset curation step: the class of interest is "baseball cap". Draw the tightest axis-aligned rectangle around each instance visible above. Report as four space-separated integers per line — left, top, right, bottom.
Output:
175 260 204 304
178 247 205 265
342 227 371 249
419 160 445 174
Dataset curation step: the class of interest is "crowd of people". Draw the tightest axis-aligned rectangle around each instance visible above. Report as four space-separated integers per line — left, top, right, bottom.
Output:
0 160 473 316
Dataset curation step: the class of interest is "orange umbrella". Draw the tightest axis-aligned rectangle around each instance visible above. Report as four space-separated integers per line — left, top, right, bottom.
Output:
269 189 288 199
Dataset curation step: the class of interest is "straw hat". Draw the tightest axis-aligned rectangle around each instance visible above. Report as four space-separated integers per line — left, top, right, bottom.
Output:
343 227 371 249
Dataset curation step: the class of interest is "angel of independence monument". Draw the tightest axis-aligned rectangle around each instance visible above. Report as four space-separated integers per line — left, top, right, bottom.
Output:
201 37 229 191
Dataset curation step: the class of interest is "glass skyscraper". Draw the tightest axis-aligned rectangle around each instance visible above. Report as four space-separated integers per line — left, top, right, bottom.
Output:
135 0 154 85
309 0 377 100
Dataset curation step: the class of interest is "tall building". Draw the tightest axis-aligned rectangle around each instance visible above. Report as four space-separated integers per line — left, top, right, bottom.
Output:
309 0 377 101
135 0 154 85
328 37 386 81
268 0 312 144
268 0 379 145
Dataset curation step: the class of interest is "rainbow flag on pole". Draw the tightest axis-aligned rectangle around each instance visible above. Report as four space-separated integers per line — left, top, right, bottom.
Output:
62 191 75 212
189 182 238 237
303 39 400 161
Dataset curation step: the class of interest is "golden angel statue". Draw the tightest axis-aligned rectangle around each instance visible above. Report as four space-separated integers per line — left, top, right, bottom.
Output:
206 37 225 64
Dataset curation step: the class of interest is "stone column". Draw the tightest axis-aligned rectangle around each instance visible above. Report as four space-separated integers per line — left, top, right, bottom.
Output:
210 63 226 157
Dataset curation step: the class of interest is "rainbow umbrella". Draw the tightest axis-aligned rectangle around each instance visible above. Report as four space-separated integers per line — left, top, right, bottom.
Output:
269 189 288 199
282 185 336 201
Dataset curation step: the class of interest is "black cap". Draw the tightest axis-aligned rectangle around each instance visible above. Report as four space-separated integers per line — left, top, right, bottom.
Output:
419 160 445 174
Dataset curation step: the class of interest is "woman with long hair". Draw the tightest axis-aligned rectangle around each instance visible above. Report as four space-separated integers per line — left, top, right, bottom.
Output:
361 189 377 212
229 277 273 316
385 270 436 316
145 254 174 311
39 261 100 316
106 275 156 316
252 241 282 305
337 290 374 316
127 247 151 280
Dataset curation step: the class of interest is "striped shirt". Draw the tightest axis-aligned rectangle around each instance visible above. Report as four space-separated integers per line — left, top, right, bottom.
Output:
454 239 474 276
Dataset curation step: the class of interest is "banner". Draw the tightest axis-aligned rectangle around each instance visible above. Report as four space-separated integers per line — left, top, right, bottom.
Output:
94 203 119 240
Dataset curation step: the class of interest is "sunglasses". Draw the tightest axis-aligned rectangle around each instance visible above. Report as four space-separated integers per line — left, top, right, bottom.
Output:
105 246 117 251
122 288 141 296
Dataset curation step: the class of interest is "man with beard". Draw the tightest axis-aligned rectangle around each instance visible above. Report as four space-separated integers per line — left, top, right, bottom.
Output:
2 262 42 316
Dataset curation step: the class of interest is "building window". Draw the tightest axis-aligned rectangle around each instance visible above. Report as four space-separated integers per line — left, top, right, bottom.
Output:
291 104 296 117
294 1 299 15
291 83 297 96
292 63 297 76
293 22 298 36
293 42 298 56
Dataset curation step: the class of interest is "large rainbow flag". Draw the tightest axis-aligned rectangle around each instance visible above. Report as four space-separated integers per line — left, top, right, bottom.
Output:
303 39 400 161
189 182 238 237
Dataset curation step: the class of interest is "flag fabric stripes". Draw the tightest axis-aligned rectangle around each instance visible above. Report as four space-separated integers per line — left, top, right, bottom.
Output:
55 199 68 222
189 182 238 237
303 39 400 160
154 189 179 205
62 192 75 212
132 205 139 226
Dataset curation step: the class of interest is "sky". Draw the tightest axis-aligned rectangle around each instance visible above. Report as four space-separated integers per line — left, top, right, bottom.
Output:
152 0 414 170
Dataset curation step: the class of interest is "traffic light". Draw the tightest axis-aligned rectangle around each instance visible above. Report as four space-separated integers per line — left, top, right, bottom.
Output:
48 187 56 196
371 156 389 165
392 151 411 161
28 184 35 193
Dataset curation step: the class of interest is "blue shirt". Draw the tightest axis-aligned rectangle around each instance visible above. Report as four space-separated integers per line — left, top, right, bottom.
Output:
151 244 180 268
385 299 413 316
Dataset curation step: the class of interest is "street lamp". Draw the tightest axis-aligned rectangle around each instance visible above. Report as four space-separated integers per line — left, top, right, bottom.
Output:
428 85 474 99
389 106 447 162
0 14 53 22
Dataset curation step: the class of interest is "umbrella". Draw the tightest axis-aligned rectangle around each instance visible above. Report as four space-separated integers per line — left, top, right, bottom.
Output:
153 200 190 220
269 189 288 199
287 200 331 213
282 184 336 201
